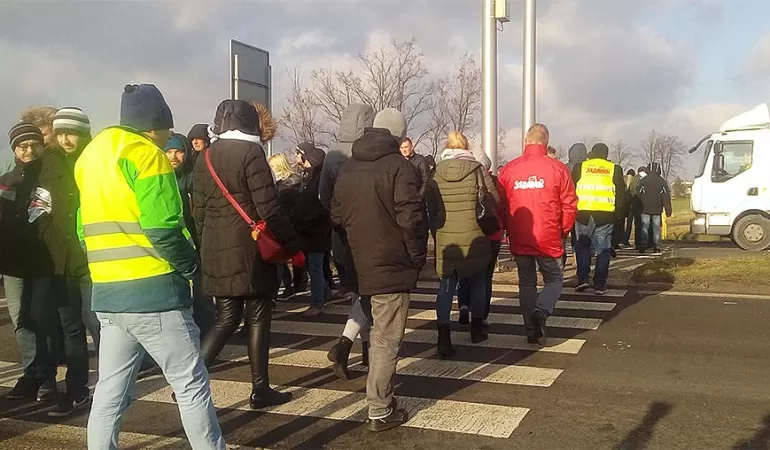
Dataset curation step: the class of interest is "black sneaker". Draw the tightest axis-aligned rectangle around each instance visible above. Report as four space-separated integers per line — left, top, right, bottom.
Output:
278 287 297 300
368 408 409 432
458 307 470 325
595 288 606 296
653 247 661 254
48 394 91 418
575 282 590 292
531 310 547 347
527 335 538 344
37 378 58 402
5 377 38 400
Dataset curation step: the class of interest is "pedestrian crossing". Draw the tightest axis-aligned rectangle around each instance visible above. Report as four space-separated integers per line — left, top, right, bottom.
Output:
0 279 626 446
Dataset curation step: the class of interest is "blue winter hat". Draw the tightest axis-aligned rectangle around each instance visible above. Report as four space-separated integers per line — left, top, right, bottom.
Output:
120 84 174 132
164 134 185 151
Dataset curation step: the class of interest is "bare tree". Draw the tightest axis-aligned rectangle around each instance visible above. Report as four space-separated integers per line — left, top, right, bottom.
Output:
279 68 328 147
415 53 482 157
309 39 434 138
640 130 686 180
609 139 636 171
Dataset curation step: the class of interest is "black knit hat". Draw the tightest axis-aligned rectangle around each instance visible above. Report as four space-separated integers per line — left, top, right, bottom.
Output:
9 122 44 149
120 84 174 132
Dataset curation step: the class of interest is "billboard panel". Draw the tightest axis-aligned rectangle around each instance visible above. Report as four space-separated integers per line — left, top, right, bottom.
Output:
230 39 272 111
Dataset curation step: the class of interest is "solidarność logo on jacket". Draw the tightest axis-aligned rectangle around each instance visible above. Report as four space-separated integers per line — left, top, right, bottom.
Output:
513 176 545 190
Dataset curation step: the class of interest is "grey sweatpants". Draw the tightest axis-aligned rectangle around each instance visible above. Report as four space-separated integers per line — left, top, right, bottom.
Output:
364 292 410 419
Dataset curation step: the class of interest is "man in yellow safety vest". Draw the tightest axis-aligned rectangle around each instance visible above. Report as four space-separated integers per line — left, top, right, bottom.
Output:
75 84 225 449
570 143 626 295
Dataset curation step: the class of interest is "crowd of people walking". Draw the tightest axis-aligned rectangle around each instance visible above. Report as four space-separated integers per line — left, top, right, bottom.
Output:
0 83 672 448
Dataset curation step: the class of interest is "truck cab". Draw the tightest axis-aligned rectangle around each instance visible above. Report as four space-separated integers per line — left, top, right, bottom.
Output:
690 104 770 251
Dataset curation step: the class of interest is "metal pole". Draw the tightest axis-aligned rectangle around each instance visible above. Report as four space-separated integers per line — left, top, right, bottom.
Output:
522 0 536 149
482 0 498 173
233 54 240 100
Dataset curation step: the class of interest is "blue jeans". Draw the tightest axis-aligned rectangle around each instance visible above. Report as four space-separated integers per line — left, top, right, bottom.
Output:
437 271 486 325
88 308 225 450
307 252 329 308
79 276 101 355
640 214 662 250
457 240 501 320
575 218 614 289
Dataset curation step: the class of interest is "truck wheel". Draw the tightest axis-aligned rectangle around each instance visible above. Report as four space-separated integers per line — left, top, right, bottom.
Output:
732 215 770 251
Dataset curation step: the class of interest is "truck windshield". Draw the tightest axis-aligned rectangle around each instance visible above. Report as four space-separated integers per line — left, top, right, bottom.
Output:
695 140 713 178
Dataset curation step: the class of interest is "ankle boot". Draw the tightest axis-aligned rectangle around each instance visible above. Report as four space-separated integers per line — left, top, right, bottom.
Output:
436 324 456 358
327 336 354 380
470 318 488 343
250 386 292 409
361 340 370 367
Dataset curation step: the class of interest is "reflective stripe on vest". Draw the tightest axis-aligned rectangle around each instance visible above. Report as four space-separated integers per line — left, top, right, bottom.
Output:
576 158 616 212
75 127 175 283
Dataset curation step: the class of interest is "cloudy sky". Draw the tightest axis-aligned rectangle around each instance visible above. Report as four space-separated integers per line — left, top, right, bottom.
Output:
2 0 769 174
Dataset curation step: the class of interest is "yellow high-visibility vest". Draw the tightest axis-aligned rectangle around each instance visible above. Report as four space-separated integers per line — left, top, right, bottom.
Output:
576 158 616 212
75 127 178 283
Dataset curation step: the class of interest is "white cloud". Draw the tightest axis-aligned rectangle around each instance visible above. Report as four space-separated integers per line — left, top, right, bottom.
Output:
743 33 770 80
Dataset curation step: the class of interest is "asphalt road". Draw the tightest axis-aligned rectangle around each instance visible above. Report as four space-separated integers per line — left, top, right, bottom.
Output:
0 258 768 449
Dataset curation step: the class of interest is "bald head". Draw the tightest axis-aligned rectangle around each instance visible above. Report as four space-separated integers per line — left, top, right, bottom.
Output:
524 123 549 146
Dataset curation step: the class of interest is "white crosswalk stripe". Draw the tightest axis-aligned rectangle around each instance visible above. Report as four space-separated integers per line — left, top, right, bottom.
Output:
0 275 621 443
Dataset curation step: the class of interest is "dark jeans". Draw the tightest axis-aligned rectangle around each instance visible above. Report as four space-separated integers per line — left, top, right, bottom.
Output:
513 255 563 334
56 277 91 397
624 211 635 245
79 276 100 355
278 264 307 291
640 214 662 249
612 215 625 248
458 240 502 320
439 271 486 325
192 271 215 340
25 277 89 396
307 252 329 308
323 251 334 288
575 218 614 289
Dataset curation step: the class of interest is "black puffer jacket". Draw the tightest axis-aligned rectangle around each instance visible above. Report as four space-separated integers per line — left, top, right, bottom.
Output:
331 127 426 296
193 100 300 298
0 159 52 278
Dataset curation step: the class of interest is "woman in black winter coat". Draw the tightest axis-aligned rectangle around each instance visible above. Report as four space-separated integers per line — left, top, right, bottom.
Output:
193 100 300 409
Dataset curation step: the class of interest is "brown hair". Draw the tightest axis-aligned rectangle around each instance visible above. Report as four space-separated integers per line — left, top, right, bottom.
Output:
250 102 276 142
402 137 413 146
524 123 549 146
19 106 57 128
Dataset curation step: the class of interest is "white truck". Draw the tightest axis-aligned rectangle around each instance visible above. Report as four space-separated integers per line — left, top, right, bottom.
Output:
689 104 770 250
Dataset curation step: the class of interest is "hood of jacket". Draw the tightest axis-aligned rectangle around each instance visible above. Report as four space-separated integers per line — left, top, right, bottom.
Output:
435 156 482 182
187 123 210 149
648 161 662 176
166 132 194 175
372 108 407 141
567 143 588 169
352 127 400 162
299 143 326 177
212 100 260 136
339 104 375 143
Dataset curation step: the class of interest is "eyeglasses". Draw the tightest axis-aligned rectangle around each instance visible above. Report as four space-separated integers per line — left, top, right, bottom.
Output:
17 142 43 151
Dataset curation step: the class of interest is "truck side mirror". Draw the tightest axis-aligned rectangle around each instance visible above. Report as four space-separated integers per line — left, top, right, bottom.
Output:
713 142 723 154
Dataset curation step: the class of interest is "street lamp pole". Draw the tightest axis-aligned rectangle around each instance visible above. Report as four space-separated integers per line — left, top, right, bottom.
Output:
522 0 536 146
482 0 498 172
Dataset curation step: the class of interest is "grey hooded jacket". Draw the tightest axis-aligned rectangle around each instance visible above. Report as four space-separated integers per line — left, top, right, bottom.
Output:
319 104 375 210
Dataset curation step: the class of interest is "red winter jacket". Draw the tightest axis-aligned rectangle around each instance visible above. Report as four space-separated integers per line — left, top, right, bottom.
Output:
496 144 578 258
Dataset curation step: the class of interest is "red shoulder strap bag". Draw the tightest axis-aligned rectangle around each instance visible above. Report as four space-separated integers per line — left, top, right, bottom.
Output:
204 150 291 264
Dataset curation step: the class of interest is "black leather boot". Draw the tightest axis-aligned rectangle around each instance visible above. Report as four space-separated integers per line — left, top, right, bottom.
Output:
246 298 292 409
470 318 488 343
327 336 354 380
436 324 456 358
361 340 370 367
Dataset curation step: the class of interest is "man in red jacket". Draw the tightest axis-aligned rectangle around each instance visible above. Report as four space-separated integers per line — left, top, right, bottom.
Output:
497 124 577 346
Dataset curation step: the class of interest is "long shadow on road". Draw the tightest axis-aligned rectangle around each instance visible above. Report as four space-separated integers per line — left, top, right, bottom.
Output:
612 401 673 450
732 414 770 450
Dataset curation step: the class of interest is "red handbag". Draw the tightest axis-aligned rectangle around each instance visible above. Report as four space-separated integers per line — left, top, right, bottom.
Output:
204 150 291 263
